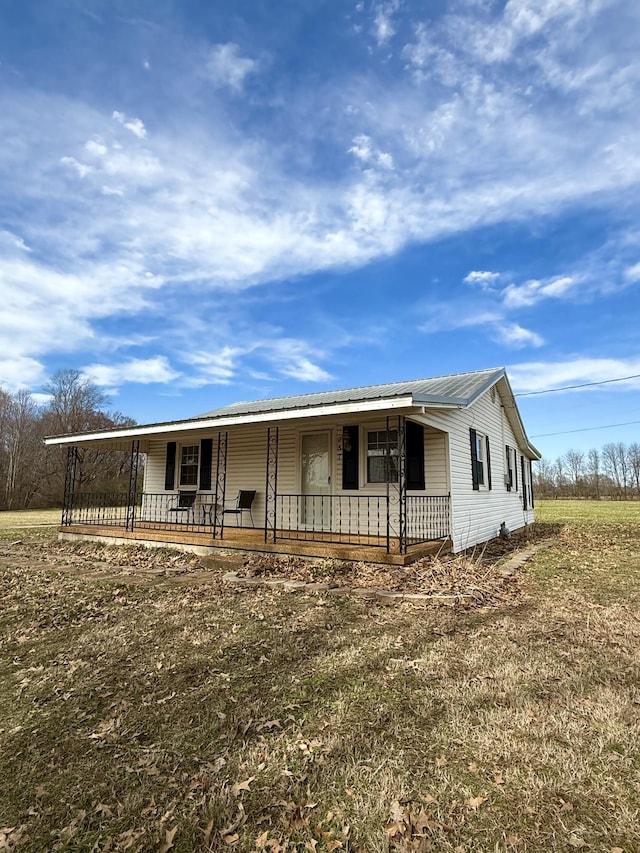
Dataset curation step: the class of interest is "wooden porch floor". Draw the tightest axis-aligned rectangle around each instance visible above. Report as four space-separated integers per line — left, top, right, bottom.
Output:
59 522 451 566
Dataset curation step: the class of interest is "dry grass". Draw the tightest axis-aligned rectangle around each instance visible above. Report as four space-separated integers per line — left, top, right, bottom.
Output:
0 508 62 530
0 503 639 851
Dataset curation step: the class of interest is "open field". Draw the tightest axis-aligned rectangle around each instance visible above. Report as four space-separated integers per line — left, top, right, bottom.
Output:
1 501 639 852
0 508 62 530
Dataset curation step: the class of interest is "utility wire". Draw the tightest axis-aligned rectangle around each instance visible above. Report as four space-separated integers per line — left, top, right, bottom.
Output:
530 419 640 438
514 373 640 397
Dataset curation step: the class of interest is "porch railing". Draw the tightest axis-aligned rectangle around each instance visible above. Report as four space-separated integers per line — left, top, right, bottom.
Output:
406 495 451 544
62 491 451 551
63 492 131 527
276 494 389 547
275 493 450 549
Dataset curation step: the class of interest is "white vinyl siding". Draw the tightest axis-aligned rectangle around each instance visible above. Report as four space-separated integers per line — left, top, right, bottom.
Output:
419 388 535 552
141 387 533 552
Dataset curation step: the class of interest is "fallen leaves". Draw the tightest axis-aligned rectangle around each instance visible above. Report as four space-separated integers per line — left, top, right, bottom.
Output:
231 777 255 797
466 794 488 811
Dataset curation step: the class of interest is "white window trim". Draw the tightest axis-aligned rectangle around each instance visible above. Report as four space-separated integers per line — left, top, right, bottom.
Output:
365 426 399 485
178 442 200 489
506 445 517 491
476 431 488 490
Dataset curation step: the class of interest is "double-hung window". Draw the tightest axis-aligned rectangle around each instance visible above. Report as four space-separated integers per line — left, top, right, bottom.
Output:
470 428 492 490
179 444 199 487
505 445 517 491
367 429 399 483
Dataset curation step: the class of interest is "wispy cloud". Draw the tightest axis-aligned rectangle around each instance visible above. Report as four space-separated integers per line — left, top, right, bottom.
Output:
112 110 147 139
204 43 258 92
463 270 500 290
508 356 640 394
82 357 180 387
373 1 400 46
502 275 579 309
1 0 640 399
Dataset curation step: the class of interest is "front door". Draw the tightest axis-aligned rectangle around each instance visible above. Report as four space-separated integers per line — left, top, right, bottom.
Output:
301 432 331 528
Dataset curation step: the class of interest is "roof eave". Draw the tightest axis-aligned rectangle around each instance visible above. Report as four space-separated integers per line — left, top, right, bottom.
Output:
44 394 421 446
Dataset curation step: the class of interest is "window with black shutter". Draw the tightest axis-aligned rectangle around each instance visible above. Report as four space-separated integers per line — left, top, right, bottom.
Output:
470 428 490 489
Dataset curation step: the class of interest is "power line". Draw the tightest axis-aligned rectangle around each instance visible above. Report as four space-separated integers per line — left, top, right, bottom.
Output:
530 419 640 438
515 373 640 397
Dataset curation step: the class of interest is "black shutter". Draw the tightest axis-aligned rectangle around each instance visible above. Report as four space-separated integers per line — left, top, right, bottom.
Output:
505 445 511 491
486 436 492 490
529 459 535 508
521 455 528 510
342 426 359 490
514 449 518 491
470 428 479 490
406 420 425 490
200 438 213 491
165 441 177 490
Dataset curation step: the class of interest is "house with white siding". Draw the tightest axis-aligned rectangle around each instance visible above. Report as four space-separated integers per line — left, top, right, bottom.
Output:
45 367 540 565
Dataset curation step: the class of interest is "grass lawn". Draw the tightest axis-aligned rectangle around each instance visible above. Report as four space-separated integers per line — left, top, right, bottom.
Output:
1 501 639 852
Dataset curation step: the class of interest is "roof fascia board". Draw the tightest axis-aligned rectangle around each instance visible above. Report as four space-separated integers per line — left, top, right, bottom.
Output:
495 374 541 460
44 395 419 446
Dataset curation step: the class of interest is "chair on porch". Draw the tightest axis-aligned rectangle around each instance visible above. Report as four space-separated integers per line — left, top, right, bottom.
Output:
167 490 197 523
223 490 256 527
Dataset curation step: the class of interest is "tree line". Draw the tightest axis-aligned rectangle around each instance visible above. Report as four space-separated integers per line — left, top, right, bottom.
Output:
0 370 135 511
534 442 640 499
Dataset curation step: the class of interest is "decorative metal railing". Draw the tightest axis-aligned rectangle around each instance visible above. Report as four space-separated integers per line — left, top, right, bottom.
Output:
62 491 131 527
406 495 451 544
62 491 451 551
275 493 389 547
274 493 450 549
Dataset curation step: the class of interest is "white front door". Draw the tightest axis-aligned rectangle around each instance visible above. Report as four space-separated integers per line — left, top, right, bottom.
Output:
301 432 331 528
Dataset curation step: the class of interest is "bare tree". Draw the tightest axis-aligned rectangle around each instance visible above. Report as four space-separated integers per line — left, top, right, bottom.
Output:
627 442 640 497
4 390 41 509
39 370 135 505
563 448 585 496
533 457 555 497
587 448 601 499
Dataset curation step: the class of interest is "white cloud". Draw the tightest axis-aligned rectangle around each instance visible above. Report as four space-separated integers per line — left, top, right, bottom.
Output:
264 340 332 383
0 356 47 391
82 357 180 387
205 43 257 92
112 110 147 139
502 275 578 308
181 347 243 387
2 2 640 392
85 139 108 157
494 323 545 348
60 155 92 177
0 230 31 253
373 1 400 46
348 134 394 170
464 270 500 289
625 261 640 281
508 356 640 394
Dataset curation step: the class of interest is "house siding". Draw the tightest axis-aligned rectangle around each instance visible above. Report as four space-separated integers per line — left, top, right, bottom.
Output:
139 394 533 552
420 388 535 552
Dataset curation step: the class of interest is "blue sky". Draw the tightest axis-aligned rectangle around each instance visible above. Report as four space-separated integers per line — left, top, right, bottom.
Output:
2 0 640 461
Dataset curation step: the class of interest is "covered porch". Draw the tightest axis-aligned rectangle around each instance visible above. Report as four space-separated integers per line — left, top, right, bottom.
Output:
58 416 452 565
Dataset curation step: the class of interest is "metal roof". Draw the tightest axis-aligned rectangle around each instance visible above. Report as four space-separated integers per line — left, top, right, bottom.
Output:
44 366 540 459
196 367 506 419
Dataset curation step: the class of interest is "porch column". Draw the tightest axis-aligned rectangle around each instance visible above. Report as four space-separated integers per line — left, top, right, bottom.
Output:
264 426 279 543
212 431 228 540
386 415 407 554
62 445 79 526
125 439 140 532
